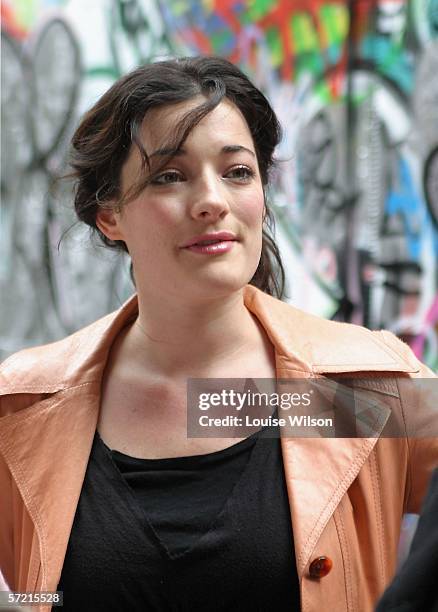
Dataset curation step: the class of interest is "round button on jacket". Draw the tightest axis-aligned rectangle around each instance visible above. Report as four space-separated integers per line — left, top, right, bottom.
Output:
309 556 333 579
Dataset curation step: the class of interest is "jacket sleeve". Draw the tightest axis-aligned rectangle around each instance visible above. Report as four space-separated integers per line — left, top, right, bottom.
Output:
380 330 438 514
404 362 438 514
0 451 15 589
0 392 44 592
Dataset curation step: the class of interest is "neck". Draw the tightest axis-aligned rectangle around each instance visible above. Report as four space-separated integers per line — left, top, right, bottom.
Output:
122 287 266 377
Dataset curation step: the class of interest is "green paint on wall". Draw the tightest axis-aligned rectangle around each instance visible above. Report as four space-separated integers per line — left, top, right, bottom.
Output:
169 1 189 17
13 0 39 30
296 52 324 78
314 80 333 104
265 26 283 67
319 4 349 46
247 0 277 21
211 30 232 51
291 13 319 54
12 0 70 30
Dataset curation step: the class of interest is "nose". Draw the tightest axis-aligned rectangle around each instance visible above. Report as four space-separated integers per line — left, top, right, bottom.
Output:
189 173 230 221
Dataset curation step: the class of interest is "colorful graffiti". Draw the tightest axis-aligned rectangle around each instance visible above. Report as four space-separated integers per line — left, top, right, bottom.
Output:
1 0 437 370
160 0 438 369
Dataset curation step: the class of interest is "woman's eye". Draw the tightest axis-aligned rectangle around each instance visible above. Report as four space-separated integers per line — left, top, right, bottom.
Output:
151 170 184 185
226 166 255 181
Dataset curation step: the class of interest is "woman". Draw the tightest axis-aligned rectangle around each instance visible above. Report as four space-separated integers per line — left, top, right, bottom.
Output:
0 56 436 612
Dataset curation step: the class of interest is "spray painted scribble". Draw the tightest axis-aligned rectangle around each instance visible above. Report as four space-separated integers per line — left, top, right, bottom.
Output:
1 14 82 350
0 0 173 356
1 0 437 370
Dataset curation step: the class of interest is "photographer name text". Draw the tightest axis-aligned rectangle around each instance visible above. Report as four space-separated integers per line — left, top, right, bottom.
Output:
198 414 333 428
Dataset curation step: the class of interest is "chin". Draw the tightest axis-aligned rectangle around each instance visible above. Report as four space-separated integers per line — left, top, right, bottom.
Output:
188 271 250 300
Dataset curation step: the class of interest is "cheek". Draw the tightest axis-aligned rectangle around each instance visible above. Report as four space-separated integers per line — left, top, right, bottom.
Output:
150 198 183 226
128 198 182 241
237 188 265 225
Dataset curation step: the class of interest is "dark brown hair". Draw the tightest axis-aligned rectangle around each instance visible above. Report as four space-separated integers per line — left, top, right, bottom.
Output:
70 55 285 298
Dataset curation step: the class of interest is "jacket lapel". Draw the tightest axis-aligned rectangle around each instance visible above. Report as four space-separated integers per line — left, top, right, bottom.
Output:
243 285 420 375
243 286 419 576
281 433 380 575
0 383 100 591
0 297 139 591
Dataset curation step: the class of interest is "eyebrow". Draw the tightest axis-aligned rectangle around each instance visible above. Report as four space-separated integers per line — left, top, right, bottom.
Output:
149 144 256 158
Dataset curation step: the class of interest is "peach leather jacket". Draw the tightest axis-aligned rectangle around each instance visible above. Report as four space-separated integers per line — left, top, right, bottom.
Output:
0 285 437 612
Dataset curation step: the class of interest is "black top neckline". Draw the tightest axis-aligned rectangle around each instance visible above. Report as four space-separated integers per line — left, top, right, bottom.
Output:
97 424 263 466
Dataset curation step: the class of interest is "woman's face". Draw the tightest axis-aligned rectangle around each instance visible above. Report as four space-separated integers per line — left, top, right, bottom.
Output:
97 97 265 302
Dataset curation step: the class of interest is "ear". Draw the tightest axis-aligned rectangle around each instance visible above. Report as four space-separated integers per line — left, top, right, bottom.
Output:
96 207 125 241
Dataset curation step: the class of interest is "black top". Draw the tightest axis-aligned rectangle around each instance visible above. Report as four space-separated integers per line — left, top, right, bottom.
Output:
56 424 300 611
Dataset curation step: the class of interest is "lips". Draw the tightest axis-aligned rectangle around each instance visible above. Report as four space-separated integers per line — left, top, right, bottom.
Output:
181 231 237 248
195 238 225 246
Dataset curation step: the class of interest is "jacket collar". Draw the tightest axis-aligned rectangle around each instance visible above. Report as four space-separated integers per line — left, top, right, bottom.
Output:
243 286 419 375
0 296 139 395
0 286 419 590
0 286 418 397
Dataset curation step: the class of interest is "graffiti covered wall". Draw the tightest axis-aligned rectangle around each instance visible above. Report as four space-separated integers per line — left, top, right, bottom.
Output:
1 0 438 369
1 0 173 354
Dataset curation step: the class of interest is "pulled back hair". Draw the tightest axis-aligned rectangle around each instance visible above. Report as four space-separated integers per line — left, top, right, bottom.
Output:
70 55 285 298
